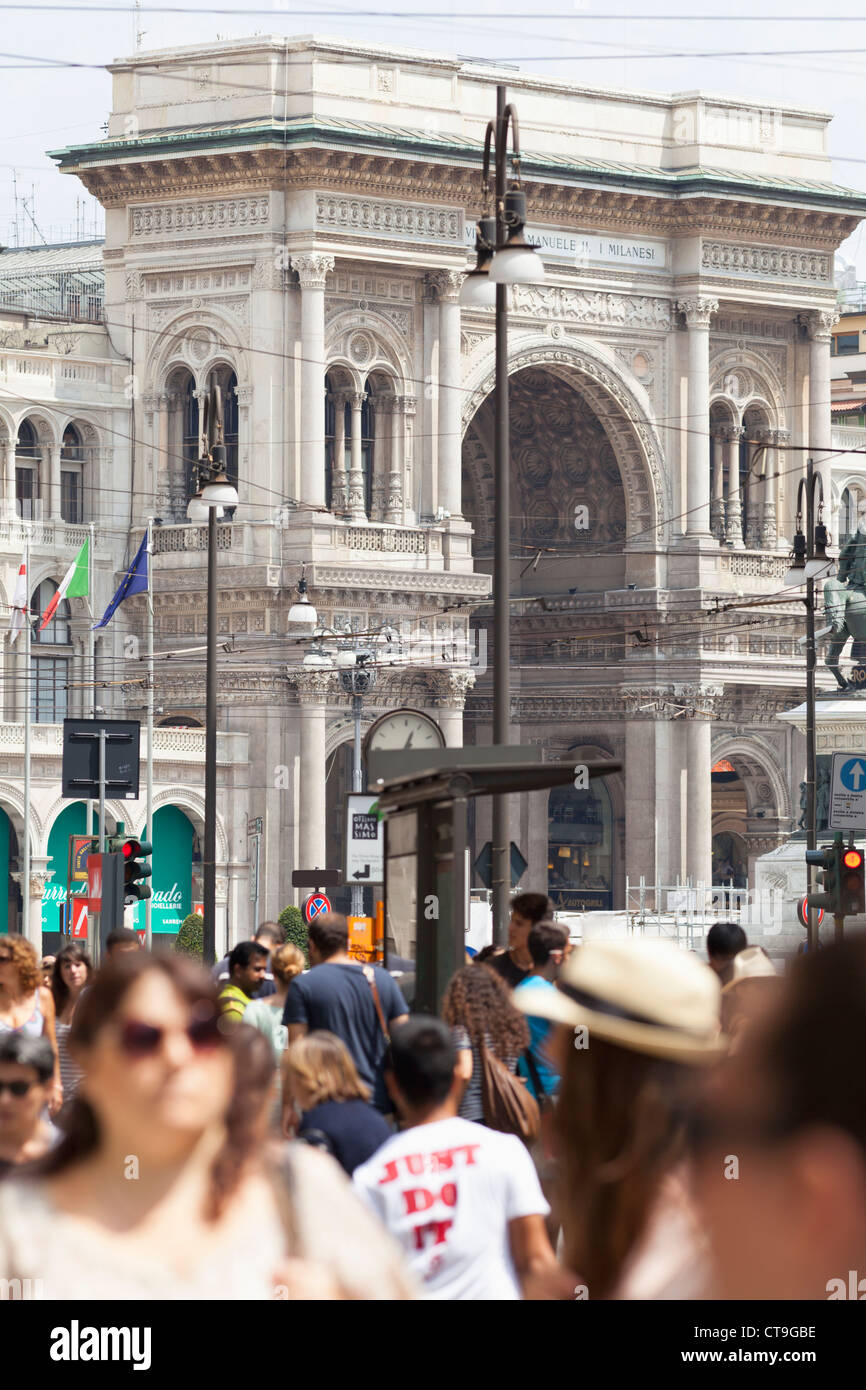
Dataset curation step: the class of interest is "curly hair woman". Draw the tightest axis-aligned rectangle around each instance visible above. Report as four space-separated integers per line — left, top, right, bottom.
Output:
0 936 61 1116
441 964 529 1123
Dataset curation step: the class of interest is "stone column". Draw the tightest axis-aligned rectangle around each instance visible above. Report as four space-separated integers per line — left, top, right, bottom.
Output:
684 709 714 892
755 427 777 549
330 388 349 513
804 309 839 536
723 425 745 549
2 438 15 520
291 253 335 511
25 866 51 950
435 670 475 747
45 444 59 523
296 672 332 874
676 296 718 539
347 390 367 522
744 435 761 549
710 429 726 539
155 391 173 516
769 429 789 548
428 270 464 519
370 395 389 521
386 397 404 525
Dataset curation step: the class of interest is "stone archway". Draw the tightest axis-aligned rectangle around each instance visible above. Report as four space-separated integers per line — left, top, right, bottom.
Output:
461 338 668 555
710 737 790 889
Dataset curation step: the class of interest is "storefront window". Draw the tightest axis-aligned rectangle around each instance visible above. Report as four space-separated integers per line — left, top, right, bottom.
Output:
547 780 613 910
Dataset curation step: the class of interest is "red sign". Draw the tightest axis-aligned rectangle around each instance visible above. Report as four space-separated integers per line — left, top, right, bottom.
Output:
87 854 103 912
303 893 332 924
136 930 147 947
796 896 825 929
70 897 88 940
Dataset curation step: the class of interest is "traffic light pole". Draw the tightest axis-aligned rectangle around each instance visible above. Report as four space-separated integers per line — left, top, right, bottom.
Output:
805 456 818 953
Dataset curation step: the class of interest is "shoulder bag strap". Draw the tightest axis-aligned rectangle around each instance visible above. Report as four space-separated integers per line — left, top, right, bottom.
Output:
522 1044 546 1102
361 965 389 1042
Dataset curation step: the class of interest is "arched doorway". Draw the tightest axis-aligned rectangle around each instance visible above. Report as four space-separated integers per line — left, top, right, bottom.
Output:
43 803 89 936
0 808 21 934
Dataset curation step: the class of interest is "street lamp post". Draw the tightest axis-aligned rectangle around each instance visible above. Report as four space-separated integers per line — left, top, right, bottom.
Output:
784 458 835 951
188 376 239 964
461 85 545 943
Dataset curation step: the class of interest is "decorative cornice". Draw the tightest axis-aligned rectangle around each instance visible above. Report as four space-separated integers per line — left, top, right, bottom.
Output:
316 192 462 246
510 284 671 330
700 240 833 285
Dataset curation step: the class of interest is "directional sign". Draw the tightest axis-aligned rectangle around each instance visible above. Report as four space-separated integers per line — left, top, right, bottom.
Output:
303 893 332 924
345 794 384 885
70 897 88 940
829 752 866 830
87 854 103 912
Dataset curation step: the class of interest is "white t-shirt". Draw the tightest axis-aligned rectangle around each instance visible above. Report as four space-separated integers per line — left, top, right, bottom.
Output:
353 1115 549 1300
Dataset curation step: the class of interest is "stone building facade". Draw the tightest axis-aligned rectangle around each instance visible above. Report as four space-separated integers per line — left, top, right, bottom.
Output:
3 34 866 946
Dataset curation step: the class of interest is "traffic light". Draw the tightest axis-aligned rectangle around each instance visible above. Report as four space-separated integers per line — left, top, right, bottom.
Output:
122 838 152 903
842 846 865 916
805 834 844 916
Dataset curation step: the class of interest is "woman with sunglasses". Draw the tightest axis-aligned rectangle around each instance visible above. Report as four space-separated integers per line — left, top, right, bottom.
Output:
0 953 413 1299
0 1034 58 1176
0 936 61 1116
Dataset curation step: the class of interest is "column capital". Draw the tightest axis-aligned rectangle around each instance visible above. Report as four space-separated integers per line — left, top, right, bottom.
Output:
348 390 366 411
671 682 724 718
751 425 776 446
676 295 719 328
718 423 744 443
801 308 840 342
434 668 476 709
425 269 463 304
291 252 335 290
294 670 336 704
772 427 790 445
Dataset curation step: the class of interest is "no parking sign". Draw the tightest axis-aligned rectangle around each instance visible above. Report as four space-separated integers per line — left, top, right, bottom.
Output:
303 893 332 924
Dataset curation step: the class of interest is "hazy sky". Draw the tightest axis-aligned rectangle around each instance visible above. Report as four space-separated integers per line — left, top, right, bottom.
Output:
4 0 866 273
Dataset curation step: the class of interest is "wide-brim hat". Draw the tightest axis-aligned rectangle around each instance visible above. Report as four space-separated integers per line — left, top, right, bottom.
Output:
721 946 780 995
515 938 724 1064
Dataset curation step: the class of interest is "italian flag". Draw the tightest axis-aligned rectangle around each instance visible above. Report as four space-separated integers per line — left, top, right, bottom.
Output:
39 537 89 630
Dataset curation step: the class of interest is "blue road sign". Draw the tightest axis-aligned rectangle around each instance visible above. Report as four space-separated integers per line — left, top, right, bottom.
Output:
840 758 866 792
303 893 332 924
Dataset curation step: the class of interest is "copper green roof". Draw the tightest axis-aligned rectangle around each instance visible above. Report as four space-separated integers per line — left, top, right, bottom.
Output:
50 115 866 212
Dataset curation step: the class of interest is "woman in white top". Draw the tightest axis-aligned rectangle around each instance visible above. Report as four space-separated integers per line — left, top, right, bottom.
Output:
0 953 413 1300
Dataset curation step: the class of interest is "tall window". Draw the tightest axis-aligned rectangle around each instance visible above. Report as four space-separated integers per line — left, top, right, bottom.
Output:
182 376 199 503
15 420 40 520
361 380 374 518
30 580 71 723
60 424 84 524
324 374 336 511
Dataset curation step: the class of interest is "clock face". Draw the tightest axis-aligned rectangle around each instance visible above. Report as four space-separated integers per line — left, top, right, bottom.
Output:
366 709 445 753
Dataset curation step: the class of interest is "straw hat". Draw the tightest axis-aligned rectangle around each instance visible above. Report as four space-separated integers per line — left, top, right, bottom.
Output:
720 946 779 995
514 938 724 1064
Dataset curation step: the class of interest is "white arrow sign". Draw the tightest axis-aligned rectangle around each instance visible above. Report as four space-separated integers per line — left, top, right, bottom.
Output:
829 752 866 831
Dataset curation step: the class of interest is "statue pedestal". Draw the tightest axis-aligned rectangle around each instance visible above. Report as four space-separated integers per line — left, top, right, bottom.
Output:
752 697 866 952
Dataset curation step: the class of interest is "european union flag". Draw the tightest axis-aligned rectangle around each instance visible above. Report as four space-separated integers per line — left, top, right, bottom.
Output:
92 534 149 630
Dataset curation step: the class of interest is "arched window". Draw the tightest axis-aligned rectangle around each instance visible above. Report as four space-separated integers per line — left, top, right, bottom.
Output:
361 379 374 518
30 580 71 723
224 371 238 496
324 373 336 511
15 419 41 520
840 487 862 544
61 424 84 523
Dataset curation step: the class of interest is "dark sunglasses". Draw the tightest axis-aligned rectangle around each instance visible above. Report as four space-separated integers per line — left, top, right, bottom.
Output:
118 1013 224 1058
0 1079 35 1097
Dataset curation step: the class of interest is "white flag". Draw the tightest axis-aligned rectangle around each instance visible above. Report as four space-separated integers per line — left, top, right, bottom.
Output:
9 554 27 644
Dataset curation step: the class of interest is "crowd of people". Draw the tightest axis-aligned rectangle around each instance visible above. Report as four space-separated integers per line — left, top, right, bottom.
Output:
0 897 863 1302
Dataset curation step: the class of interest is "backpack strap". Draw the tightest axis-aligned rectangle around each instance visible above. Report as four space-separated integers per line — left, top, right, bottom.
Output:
361 965 389 1042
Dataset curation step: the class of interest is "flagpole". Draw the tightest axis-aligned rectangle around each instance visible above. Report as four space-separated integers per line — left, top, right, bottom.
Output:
146 517 153 951
22 533 31 944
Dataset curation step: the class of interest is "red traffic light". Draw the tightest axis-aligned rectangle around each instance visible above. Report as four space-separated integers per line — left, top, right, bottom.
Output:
844 849 864 869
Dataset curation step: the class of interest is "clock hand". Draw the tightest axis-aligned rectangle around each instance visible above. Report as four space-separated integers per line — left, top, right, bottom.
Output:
403 733 415 748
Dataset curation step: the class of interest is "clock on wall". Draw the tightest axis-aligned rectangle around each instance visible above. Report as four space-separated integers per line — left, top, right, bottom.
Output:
363 708 446 758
